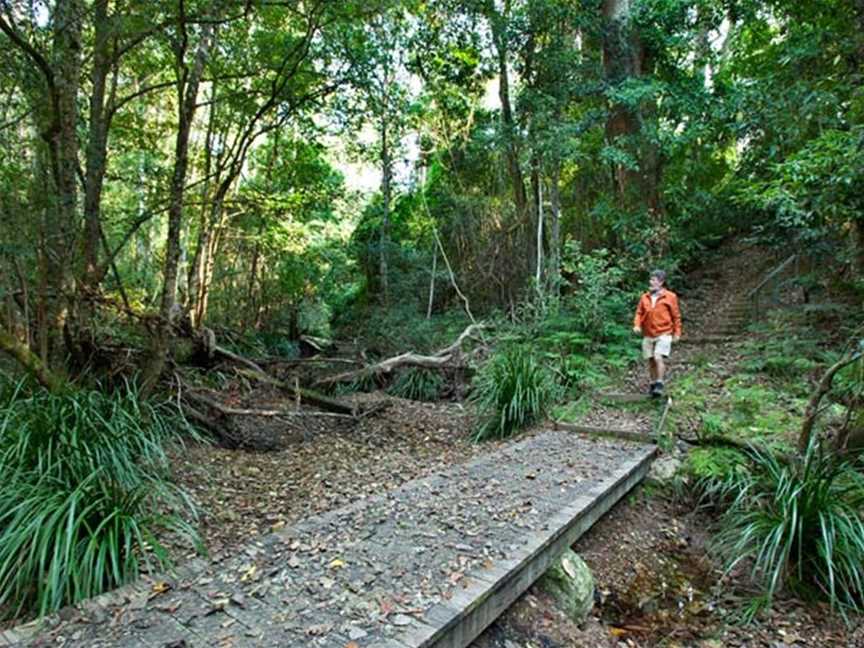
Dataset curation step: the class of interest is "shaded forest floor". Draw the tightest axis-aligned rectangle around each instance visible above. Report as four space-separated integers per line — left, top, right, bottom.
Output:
161 240 862 646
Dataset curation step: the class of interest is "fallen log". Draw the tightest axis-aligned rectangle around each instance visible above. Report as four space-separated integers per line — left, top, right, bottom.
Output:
232 367 358 416
187 390 352 419
314 323 486 388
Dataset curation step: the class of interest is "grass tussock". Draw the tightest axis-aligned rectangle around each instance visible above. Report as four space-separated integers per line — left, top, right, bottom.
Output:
704 438 864 618
471 345 561 441
0 378 200 619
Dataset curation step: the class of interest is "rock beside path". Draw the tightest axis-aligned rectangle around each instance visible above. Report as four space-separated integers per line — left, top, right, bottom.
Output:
539 550 595 624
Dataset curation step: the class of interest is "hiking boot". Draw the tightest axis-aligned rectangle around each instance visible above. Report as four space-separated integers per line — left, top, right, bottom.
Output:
652 381 665 398
648 381 659 396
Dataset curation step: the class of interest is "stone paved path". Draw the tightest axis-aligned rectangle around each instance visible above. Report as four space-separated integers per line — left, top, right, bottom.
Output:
7 432 654 648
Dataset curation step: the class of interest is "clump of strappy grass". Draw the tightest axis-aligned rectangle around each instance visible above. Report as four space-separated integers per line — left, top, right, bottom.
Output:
471 345 562 441
704 437 864 619
388 368 444 402
0 378 200 619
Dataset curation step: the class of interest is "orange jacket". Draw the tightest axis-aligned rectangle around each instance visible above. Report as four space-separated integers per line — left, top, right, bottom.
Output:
633 290 682 338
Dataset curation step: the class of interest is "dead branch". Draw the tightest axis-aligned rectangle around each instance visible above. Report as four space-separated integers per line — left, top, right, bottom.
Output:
313 323 487 388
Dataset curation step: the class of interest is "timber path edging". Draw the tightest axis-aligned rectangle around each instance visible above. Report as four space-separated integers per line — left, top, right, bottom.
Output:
4 432 655 648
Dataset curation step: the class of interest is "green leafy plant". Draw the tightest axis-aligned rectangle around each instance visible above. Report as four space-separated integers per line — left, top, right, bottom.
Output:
699 412 727 438
686 447 746 483
706 438 864 616
471 346 562 441
0 379 200 618
387 368 444 402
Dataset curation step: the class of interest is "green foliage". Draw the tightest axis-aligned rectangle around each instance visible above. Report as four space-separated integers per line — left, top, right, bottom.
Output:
561 242 634 341
707 439 864 616
387 368 444 402
699 412 727 438
471 346 562 442
686 447 746 483
0 379 199 618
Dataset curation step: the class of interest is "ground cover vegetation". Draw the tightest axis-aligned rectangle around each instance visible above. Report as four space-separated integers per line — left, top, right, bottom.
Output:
1 0 863 632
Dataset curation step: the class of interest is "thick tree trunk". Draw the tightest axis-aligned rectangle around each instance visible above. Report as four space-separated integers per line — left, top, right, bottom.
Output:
142 22 215 393
0 324 65 392
601 0 656 212
47 0 84 366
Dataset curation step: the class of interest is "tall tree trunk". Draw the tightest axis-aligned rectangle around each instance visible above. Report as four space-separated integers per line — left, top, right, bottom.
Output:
142 20 215 393
549 158 562 297
601 0 647 210
81 0 112 292
853 219 864 279
194 203 226 327
47 0 84 366
491 12 528 224
246 219 265 329
187 81 218 323
379 119 391 306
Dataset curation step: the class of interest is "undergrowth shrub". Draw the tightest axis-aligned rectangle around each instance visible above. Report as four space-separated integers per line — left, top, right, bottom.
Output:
0 379 200 619
387 368 444 402
685 446 746 483
703 438 864 617
560 242 634 341
471 346 562 441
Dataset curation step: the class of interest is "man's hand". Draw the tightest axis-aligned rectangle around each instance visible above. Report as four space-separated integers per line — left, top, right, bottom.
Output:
673 335 681 343
633 326 642 335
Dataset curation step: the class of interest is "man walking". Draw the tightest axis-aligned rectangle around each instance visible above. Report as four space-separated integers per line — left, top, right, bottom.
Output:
633 269 682 397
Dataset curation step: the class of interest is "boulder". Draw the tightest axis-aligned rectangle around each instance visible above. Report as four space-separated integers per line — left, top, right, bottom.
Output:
538 550 594 623
649 455 682 483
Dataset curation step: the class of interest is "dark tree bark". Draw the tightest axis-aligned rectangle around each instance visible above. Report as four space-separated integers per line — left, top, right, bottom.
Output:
601 0 661 216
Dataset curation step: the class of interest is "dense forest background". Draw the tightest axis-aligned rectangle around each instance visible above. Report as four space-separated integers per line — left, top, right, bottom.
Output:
2 0 862 387
2 0 864 629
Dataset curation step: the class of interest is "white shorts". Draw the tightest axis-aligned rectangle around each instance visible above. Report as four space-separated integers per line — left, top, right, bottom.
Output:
642 334 672 360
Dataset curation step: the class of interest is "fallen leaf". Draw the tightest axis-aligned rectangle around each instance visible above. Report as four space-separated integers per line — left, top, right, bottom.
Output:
240 564 258 582
148 581 172 600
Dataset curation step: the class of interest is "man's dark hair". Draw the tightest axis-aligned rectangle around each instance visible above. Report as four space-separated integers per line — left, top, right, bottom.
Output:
650 269 667 284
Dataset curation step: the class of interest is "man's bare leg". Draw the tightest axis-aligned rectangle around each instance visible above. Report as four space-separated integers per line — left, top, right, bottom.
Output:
648 358 658 383
655 356 666 383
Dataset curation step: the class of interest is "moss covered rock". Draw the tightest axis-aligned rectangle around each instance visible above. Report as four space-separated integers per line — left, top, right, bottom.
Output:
538 550 594 623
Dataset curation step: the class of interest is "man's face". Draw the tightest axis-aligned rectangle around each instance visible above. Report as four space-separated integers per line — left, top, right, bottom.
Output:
649 275 663 291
